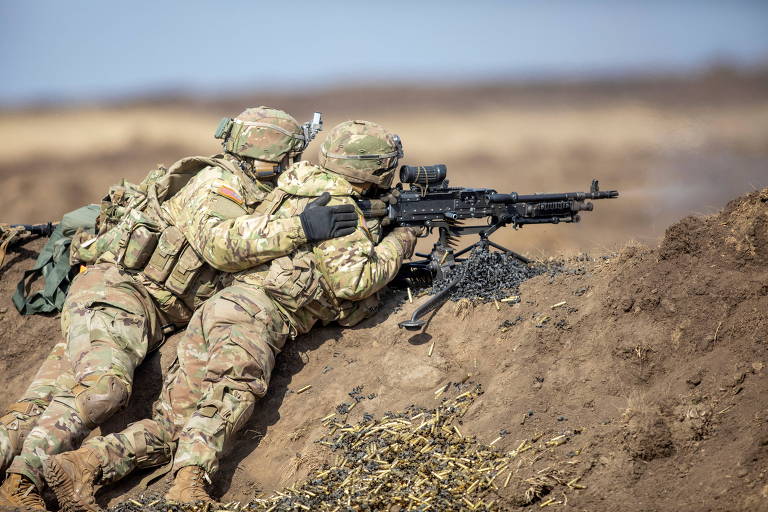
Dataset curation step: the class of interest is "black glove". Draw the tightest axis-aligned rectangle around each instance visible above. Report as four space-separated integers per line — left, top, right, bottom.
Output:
299 192 359 242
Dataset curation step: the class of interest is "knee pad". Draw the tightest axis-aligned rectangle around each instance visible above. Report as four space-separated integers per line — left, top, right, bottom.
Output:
74 375 130 428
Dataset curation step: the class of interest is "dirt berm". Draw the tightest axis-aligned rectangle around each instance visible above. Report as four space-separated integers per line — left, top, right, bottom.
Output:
0 188 767 511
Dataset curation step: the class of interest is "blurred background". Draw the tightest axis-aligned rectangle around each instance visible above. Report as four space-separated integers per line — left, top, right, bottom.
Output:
1 0 767 256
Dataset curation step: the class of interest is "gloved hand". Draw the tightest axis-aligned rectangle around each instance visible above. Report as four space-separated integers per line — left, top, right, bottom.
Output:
394 226 425 238
391 226 419 258
299 192 359 242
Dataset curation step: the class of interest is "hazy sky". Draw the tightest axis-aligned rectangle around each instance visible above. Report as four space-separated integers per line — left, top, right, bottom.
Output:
1 0 767 105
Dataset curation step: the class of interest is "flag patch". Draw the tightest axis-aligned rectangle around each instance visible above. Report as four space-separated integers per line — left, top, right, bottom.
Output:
215 185 244 206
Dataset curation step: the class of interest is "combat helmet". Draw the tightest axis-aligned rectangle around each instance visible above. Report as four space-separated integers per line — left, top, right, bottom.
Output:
318 120 403 189
214 107 322 170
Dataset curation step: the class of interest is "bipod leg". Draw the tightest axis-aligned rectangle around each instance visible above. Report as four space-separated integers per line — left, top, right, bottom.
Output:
485 240 531 264
399 275 462 331
453 242 479 259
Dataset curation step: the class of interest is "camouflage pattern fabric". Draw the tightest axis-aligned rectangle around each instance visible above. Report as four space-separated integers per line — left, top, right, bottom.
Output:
318 120 401 187
172 165 414 474
6 263 165 488
222 107 306 162
0 343 68 474
172 285 289 474
162 163 306 274
276 162 415 301
80 285 287 480
70 162 417 485
2 156 294 488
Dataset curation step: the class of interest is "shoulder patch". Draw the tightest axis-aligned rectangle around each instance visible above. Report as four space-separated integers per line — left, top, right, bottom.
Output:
214 185 244 206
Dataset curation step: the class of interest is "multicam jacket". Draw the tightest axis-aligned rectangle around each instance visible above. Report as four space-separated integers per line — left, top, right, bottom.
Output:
234 161 416 334
84 155 311 322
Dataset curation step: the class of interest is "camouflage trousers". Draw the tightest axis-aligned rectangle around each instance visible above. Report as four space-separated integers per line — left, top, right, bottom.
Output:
0 342 69 475
83 284 290 483
2 263 168 488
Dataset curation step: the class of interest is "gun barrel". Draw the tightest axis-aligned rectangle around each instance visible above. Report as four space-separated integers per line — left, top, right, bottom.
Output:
491 190 618 203
518 190 618 201
10 222 55 237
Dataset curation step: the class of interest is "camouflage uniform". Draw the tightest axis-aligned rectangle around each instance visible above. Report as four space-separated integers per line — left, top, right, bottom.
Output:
3 154 307 488
0 108 323 497
73 161 416 485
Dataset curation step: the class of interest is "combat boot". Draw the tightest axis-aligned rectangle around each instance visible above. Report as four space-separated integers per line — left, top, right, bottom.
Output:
165 466 215 504
44 447 103 512
0 472 46 510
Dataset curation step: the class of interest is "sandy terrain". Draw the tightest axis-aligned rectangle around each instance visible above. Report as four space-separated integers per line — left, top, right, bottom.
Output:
1 185 766 511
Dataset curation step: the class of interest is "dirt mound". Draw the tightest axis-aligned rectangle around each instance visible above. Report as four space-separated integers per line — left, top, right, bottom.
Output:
1 189 767 511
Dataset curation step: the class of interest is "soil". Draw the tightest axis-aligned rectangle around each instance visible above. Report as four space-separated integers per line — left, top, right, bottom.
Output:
1 187 766 511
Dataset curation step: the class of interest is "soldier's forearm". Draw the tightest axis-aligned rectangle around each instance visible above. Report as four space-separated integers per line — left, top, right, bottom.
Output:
329 237 405 301
198 215 307 272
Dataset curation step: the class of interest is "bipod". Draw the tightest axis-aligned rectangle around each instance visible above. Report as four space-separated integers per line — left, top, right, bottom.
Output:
398 229 530 330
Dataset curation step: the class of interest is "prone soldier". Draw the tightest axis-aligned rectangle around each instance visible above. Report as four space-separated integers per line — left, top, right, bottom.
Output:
0 108 357 509
42 120 418 510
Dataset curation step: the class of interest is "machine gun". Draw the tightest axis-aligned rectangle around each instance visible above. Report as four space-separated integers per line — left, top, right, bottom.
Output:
356 164 619 330
5 223 56 237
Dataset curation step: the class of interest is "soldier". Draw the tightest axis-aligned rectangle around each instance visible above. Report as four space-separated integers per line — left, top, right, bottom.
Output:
0 108 358 510
43 120 417 510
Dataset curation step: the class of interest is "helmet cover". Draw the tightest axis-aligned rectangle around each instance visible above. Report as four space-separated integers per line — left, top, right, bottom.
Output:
318 120 403 188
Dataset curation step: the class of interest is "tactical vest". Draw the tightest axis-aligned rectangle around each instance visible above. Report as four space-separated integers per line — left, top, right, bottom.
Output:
108 156 253 314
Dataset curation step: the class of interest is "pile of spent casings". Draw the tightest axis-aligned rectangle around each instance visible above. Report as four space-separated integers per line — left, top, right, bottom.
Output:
108 387 520 512
109 385 586 511
248 384 512 511
430 248 557 303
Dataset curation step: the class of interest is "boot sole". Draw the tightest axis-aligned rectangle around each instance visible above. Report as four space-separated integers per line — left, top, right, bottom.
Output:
43 456 93 512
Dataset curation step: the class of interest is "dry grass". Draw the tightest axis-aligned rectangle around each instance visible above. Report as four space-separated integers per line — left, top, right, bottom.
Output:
1 83 767 255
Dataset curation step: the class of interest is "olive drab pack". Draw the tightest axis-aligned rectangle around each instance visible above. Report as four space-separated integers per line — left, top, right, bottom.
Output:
11 161 171 316
12 205 100 315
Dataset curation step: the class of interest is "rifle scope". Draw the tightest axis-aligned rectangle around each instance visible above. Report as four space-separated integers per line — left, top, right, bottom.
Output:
400 164 447 186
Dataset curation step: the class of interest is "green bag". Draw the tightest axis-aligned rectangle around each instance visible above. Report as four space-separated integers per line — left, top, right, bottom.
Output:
12 204 100 315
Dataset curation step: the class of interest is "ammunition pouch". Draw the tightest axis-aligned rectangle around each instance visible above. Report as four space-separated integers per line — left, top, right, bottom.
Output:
143 226 185 283
166 245 206 297
261 253 339 322
121 223 219 305
116 210 161 270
